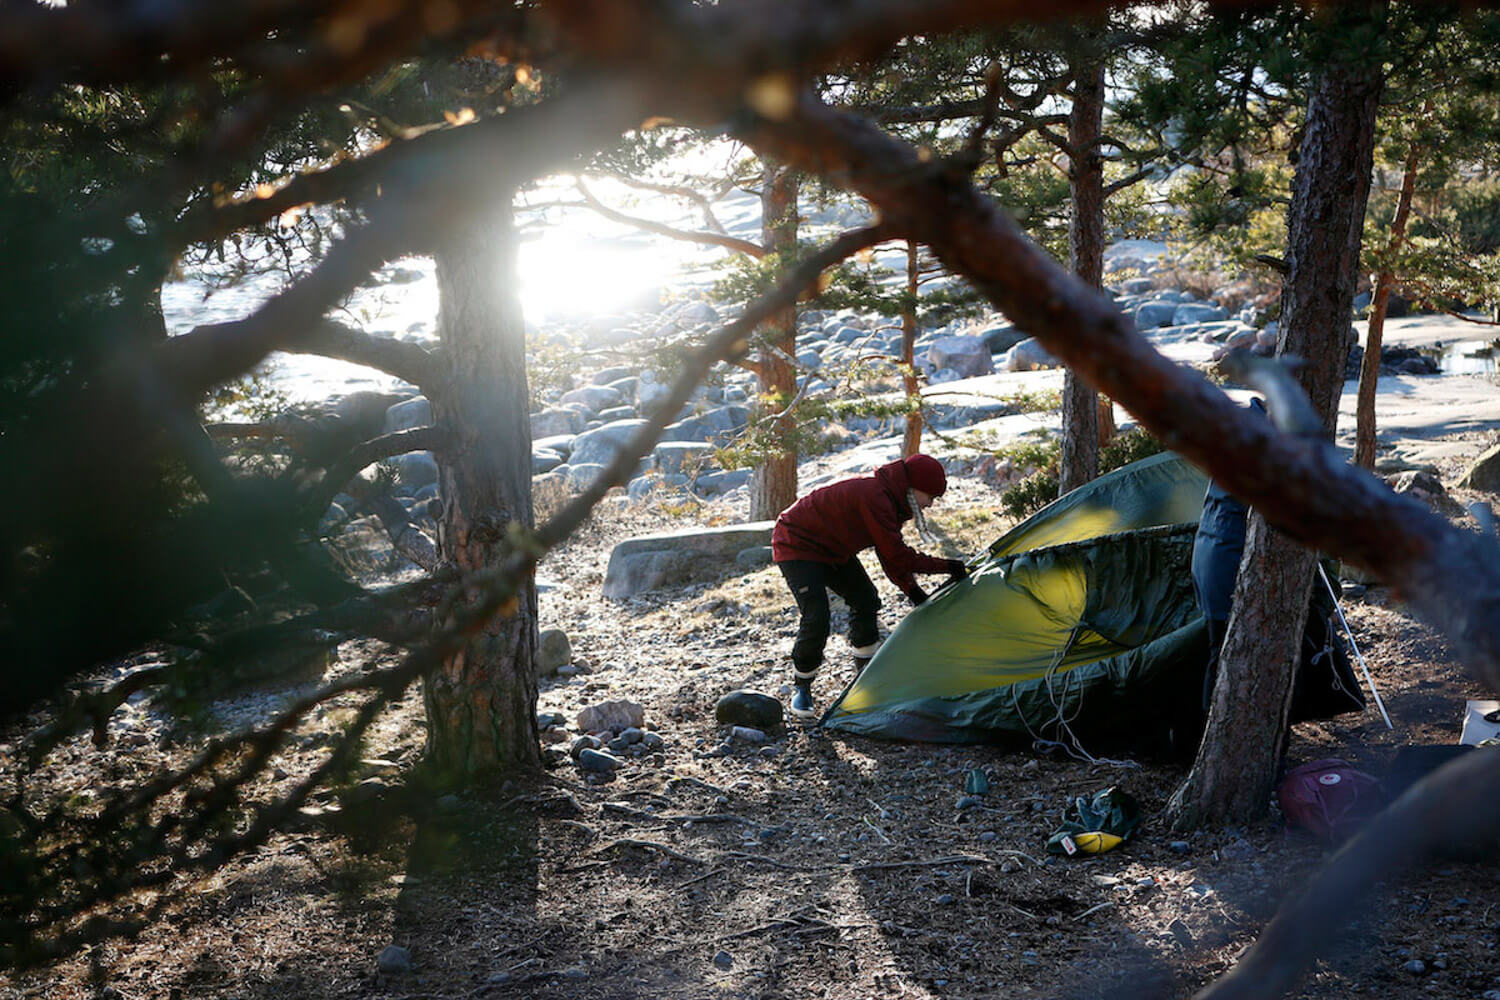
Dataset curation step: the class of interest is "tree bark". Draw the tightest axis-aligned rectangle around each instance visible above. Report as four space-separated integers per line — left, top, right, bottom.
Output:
748 159 800 520
1059 46 1105 496
424 190 541 778
1170 4 1385 830
1354 142 1420 469
901 239 923 457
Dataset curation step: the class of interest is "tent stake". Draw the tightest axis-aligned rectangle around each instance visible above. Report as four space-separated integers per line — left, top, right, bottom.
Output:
1318 563 1393 730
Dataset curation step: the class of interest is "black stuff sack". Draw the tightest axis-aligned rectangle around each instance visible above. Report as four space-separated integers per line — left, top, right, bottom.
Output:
1276 758 1385 844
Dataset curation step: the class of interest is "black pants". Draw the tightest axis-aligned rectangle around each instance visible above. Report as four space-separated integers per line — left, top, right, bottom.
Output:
778 558 881 682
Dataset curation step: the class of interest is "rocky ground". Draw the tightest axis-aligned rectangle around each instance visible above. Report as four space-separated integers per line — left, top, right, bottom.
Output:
6 428 1500 1000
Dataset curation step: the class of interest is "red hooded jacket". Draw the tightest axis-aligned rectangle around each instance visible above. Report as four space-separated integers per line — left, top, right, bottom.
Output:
771 458 956 600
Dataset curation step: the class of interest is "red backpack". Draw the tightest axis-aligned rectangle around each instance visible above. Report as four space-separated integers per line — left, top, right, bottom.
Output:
1276 758 1386 843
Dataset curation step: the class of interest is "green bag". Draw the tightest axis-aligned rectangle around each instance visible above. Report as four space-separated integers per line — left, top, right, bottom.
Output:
1046 786 1141 856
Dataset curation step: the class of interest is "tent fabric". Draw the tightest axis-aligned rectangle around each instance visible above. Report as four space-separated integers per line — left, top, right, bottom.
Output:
820 454 1363 746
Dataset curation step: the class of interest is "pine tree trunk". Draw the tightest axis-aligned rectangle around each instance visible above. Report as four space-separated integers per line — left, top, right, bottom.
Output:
424 192 542 778
749 160 800 520
901 239 923 458
1170 5 1384 830
1059 49 1105 496
1355 143 1420 469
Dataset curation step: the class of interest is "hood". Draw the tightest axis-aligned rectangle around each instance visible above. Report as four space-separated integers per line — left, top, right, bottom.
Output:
874 459 913 518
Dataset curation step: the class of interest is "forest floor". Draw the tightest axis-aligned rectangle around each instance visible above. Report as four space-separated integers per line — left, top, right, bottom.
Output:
6 439 1500 1000
8 317 1500 1000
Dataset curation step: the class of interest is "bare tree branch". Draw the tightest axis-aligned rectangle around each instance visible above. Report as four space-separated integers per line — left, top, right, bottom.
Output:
574 178 766 257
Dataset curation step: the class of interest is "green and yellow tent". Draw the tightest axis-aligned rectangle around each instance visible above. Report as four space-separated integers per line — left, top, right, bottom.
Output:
820 453 1363 746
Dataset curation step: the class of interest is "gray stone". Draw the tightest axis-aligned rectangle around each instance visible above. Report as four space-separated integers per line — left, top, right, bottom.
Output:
377 945 412 974
1004 337 1058 372
602 521 775 598
391 451 438 490
1222 327 1258 352
1134 300 1179 329
928 367 962 385
560 384 624 414
533 448 565 475
831 324 867 345
1255 327 1279 349
653 440 715 476
628 472 689 501
712 950 734 970
323 515 399 580
1117 277 1156 296
642 731 665 751
981 324 1028 354
1402 959 1427 975
570 735 604 758
577 698 645 734
729 725 768 744
592 365 634 385
563 463 611 492
677 301 721 327
660 404 750 445
533 433 574 459
1389 469 1466 518
1169 840 1191 855
383 395 431 434
694 469 751 496
927 335 994 378
570 419 652 467
635 371 675 415
797 347 823 369
735 546 773 570
715 689 784 729
531 408 586 438
599 405 637 423
577 748 625 773
1460 442 1500 492
1172 302 1228 326
538 629 572 677
619 726 646 745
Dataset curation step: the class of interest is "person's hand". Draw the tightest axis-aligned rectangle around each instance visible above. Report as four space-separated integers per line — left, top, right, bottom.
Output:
909 585 929 607
946 559 970 584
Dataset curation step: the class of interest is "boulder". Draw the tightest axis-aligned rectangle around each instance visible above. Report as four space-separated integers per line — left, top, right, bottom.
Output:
1460 442 1500 493
676 301 721 327
660 404 750 445
1116 277 1156 296
323 515 399 581
830 324 867 345
390 451 438 490
735 546 774 570
564 463 610 491
695 469 752 496
533 433 574 459
716 690 784 730
532 448 565 475
531 408 586 438
538 629 572 677
603 521 776 598
927 335 994 378
570 419 651 466
1003 337 1058 372
577 698 645 734
1134 301 1178 329
560 384 624 414
335 390 413 436
591 365 634 385
654 440 715 475
627 472 689 501
980 324 1028 354
599 405 637 423
1172 302 1229 326
635 371 674 414
383 396 432 434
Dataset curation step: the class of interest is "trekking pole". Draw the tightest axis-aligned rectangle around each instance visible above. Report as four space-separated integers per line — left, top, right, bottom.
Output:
1318 563 1393 730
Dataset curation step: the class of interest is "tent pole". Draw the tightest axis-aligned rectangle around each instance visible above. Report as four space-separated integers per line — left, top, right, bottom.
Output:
1318 563 1393 730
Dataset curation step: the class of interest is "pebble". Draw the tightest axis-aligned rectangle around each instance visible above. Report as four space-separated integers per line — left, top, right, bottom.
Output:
641 731 665 751
619 726 645 745
955 795 980 810
759 745 780 759
978 831 998 843
936 893 956 905
377 945 412 974
729 726 768 743
712 949 734 969
1000 860 1020 874
570 735 603 758
1169 840 1191 854
1403 959 1427 975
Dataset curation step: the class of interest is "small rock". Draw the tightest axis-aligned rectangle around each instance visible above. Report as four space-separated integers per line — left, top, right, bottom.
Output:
1169 840 1191 855
641 731 665 751
759 745 780 759
570 735 603 758
577 748 625 773
955 796 980 811
936 893 956 905
576 698 645 735
487 972 514 985
607 737 631 753
729 726 768 744
536 711 567 728
619 726 645 745
978 831 998 843
377 944 412 974
1403 959 1427 975
715 690 784 730
712 949 734 969
1000 860 1020 874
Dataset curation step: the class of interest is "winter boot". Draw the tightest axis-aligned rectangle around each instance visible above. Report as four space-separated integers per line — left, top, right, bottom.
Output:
790 664 819 720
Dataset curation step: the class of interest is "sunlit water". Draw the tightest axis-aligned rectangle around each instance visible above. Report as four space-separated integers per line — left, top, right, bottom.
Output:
1435 339 1500 376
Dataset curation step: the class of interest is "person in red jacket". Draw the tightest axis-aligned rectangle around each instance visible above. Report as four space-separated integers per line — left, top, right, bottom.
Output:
771 453 967 719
